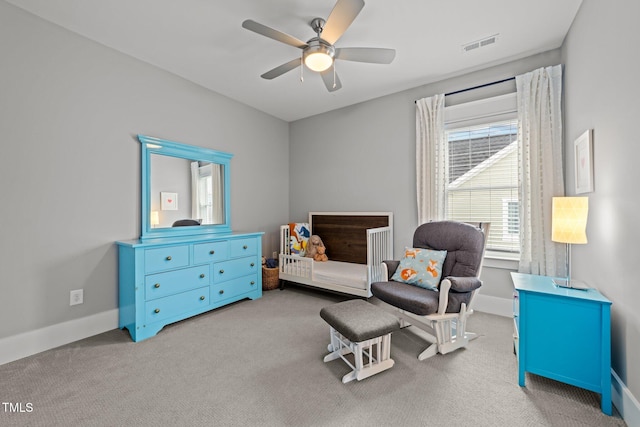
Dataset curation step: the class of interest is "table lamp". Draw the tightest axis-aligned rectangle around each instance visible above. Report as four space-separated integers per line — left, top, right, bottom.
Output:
150 211 160 228
551 196 588 289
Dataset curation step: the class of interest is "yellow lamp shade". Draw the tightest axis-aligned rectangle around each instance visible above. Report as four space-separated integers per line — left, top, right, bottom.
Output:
551 197 588 244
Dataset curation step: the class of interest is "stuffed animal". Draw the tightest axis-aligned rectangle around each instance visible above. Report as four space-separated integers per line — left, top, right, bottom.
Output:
313 245 328 262
305 235 325 259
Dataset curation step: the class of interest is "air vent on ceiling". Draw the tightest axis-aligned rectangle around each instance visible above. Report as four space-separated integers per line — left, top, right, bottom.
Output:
462 34 499 53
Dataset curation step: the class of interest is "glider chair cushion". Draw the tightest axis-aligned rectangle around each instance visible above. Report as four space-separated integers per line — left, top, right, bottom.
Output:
370 221 488 360
413 220 484 282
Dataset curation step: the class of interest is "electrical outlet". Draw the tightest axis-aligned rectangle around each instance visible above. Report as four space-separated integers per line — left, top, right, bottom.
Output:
272 251 277 259
70 289 83 306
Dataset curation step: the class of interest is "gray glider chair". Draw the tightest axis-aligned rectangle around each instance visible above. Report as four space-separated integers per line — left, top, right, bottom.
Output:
371 221 489 360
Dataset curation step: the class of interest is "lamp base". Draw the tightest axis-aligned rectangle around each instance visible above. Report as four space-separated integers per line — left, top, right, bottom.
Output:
552 278 589 290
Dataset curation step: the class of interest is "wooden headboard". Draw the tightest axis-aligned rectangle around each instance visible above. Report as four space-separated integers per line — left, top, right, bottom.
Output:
310 212 393 265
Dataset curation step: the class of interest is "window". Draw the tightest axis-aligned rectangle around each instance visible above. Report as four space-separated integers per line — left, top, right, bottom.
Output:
444 94 519 256
503 200 519 238
196 164 213 224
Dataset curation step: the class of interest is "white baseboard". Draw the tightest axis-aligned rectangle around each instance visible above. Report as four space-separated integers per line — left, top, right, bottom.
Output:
0 309 118 366
473 294 512 317
612 369 640 426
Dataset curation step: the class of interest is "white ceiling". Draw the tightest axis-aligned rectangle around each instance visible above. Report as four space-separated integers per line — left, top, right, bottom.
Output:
6 0 582 122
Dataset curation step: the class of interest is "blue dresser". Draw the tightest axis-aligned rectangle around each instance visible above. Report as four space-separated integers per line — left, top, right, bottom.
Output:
118 233 263 342
511 272 612 415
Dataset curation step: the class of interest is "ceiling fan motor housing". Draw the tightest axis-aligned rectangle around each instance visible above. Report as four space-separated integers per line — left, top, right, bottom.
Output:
310 17 326 34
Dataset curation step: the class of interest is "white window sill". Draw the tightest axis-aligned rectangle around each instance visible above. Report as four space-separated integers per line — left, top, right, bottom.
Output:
483 251 519 270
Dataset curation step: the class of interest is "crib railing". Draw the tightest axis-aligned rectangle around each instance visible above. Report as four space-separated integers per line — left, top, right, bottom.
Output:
279 225 292 256
279 254 313 280
367 226 393 284
279 225 313 281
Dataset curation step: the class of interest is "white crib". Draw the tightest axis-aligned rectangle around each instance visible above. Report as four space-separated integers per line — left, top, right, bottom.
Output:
279 212 393 298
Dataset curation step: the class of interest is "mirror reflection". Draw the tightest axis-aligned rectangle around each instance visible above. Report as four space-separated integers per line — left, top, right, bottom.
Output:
150 153 225 229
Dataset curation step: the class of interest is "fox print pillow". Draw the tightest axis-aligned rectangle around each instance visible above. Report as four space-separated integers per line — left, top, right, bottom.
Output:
391 247 447 291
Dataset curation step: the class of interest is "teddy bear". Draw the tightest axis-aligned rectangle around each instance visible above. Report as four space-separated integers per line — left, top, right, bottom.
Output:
305 234 327 260
313 245 328 262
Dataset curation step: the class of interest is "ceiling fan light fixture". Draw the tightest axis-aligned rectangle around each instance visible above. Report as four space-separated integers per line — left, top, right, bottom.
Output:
303 40 335 72
304 52 333 72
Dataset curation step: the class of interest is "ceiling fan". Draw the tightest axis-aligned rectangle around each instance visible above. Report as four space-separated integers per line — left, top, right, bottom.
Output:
242 0 395 92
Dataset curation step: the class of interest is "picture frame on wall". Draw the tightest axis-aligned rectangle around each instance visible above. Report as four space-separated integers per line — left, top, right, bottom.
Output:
574 129 594 194
160 192 178 210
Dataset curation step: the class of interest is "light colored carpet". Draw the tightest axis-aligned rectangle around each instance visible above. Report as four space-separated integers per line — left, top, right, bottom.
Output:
0 286 626 426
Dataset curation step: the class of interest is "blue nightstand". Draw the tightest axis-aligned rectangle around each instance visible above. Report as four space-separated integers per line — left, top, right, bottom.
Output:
511 272 612 415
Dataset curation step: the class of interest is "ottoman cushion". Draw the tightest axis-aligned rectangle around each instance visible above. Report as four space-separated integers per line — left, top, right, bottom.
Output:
320 299 401 342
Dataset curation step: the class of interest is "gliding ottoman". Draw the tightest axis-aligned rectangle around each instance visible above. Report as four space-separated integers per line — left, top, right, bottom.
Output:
320 299 401 383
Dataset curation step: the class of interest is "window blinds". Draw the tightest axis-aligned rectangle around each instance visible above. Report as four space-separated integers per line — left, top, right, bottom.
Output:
444 93 519 254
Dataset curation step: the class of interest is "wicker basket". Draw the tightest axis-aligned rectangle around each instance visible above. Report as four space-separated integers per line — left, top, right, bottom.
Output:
262 266 280 291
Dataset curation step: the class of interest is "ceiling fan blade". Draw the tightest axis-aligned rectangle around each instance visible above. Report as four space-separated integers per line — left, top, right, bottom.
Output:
242 20 308 49
335 48 396 64
321 0 365 45
260 58 301 80
320 67 342 92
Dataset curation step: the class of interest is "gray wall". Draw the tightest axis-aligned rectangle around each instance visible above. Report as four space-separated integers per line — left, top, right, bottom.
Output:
289 49 562 300
562 0 640 402
0 2 289 339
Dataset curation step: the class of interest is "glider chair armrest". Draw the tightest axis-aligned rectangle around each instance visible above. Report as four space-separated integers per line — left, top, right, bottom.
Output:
437 277 481 315
437 279 452 315
447 276 482 293
382 260 400 280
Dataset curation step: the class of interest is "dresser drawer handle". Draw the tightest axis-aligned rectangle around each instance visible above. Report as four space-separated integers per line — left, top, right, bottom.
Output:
250 262 255 267
251 281 255 286
154 309 160 314
154 283 160 289
200 296 206 301
243 245 248 250
166 256 172 261
219 290 224 295
219 269 224 274
200 274 205 278
209 250 215 255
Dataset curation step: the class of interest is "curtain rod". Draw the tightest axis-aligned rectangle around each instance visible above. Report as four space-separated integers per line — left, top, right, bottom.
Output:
414 76 515 103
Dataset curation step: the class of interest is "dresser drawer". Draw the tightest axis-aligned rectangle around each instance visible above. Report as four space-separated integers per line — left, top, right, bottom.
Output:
212 275 259 303
145 265 210 300
193 241 228 264
144 245 189 273
213 256 259 283
145 287 210 324
230 238 258 258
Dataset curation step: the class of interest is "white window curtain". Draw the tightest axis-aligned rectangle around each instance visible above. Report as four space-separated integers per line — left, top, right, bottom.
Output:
190 162 223 224
190 161 200 220
516 64 565 276
416 94 446 224
211 163 223 224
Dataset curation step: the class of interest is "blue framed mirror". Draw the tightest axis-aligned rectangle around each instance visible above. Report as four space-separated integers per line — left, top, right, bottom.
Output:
138 135 233 240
